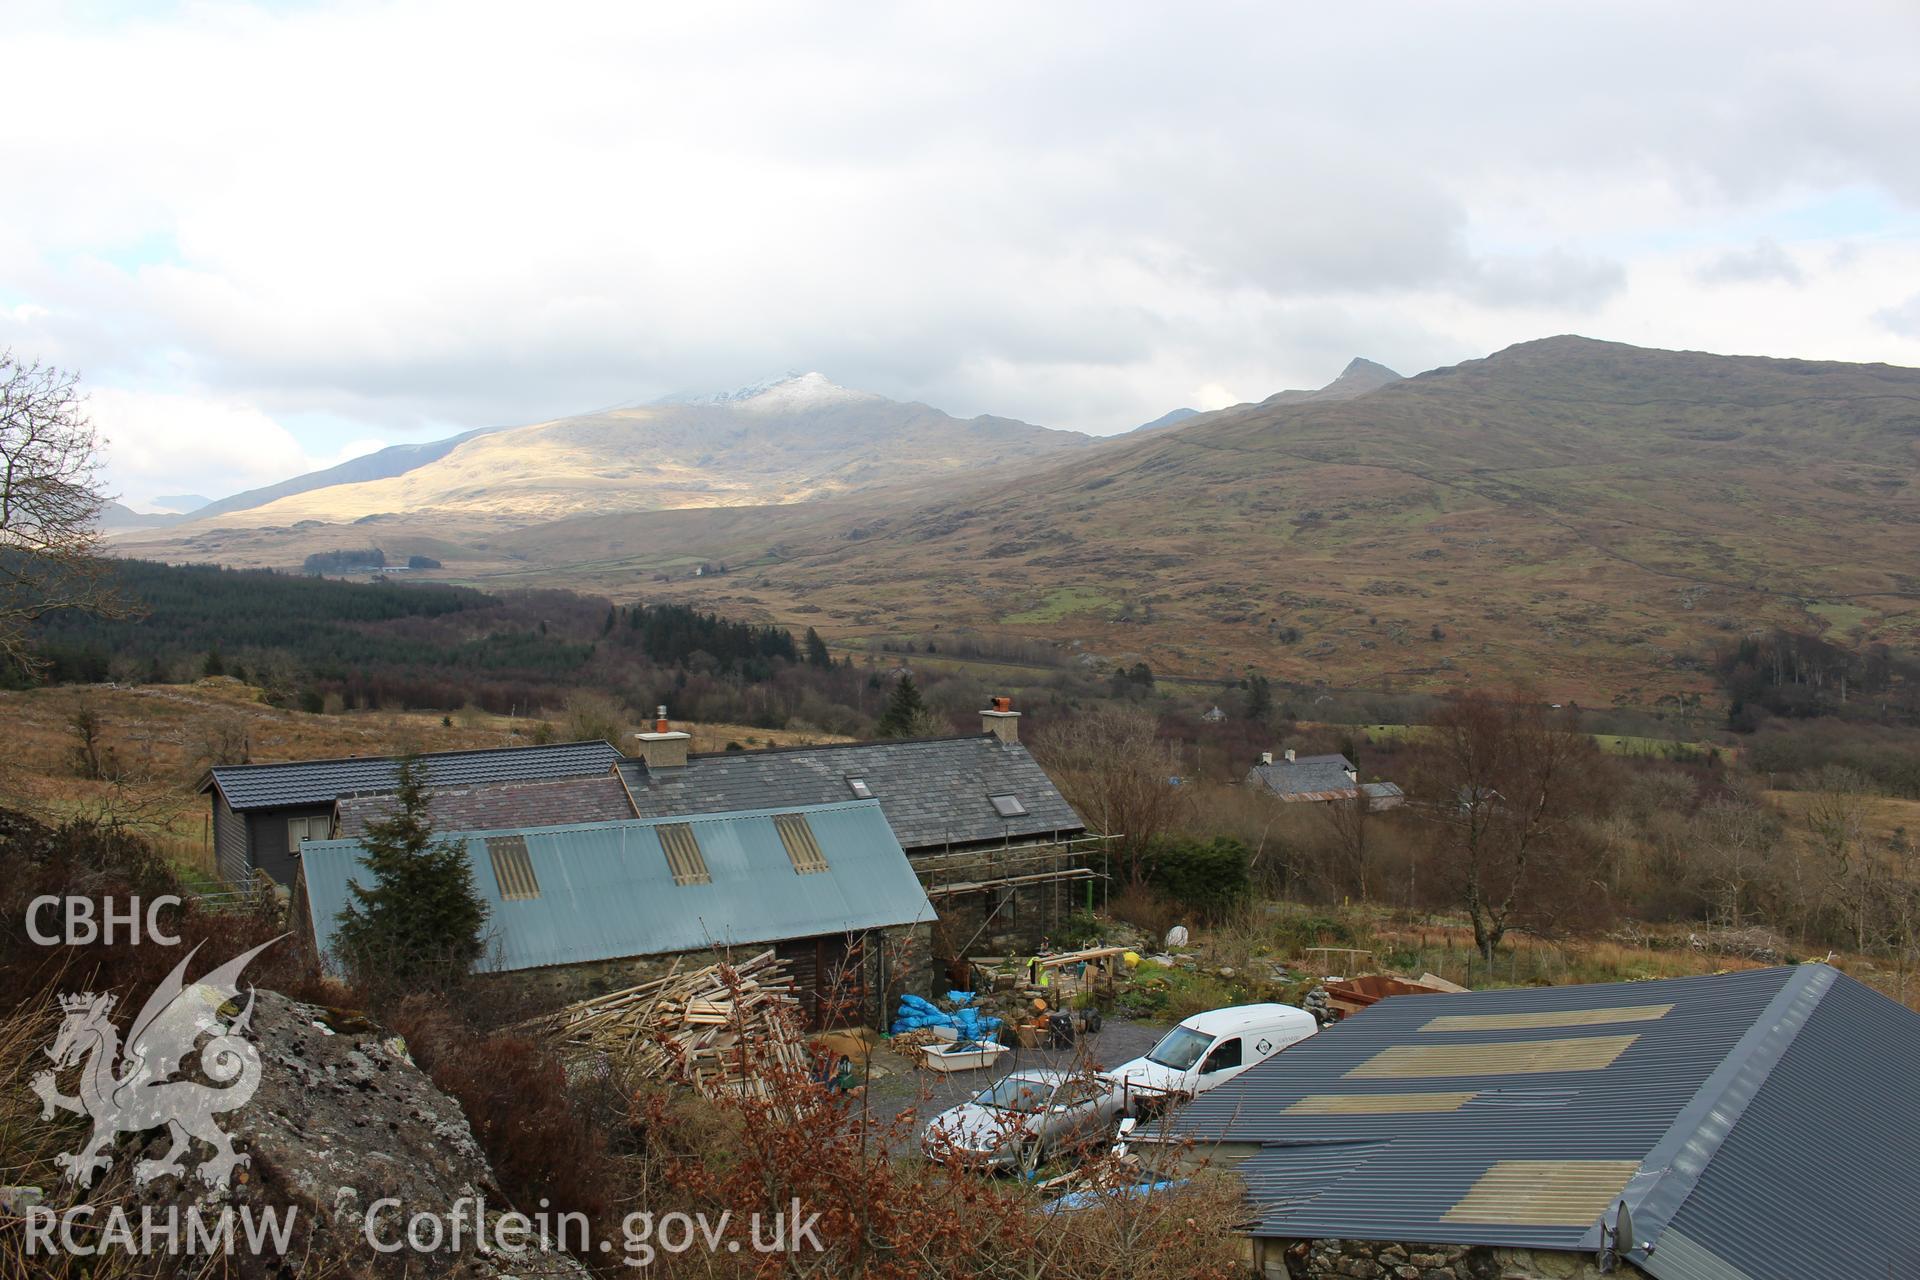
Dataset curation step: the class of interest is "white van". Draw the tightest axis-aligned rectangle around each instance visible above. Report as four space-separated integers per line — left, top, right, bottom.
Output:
1109 1003 1317 1113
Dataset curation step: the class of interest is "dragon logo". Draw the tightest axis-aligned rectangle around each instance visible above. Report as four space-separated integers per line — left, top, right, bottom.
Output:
30 938 280 1190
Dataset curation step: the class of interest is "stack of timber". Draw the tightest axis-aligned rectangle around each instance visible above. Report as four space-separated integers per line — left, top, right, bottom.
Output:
519 950 809 1102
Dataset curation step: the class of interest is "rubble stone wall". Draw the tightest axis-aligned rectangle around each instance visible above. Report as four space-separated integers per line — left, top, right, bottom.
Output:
904 840 1095 995
1264 1238 1644 1280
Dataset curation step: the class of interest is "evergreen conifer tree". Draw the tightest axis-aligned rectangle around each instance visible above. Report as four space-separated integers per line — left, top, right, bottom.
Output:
333 755 488 988
876 672 939 737
804 627 831 668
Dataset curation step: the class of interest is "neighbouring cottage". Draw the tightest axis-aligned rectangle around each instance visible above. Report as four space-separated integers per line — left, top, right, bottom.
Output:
1246 748 1403 810
197 740 625 886
293 799 936 1029
1171 964 1920 1280
614 701 1093 985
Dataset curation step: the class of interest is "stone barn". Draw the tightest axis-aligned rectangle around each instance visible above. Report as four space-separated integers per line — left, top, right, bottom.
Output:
293 798 936 1028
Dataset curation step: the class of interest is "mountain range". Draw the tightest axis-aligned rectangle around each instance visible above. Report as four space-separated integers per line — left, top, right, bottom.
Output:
114 340 1920 699
146 373 1089 532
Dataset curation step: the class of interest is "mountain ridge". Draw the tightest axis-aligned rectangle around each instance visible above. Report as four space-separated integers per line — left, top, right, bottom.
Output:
160 378 1093 531
114 336 1920 700
481 335 1920 699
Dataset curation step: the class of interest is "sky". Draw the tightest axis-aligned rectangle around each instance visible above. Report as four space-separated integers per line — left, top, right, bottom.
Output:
3 1 1919 510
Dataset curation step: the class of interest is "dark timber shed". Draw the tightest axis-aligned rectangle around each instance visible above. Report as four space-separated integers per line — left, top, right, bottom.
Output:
197 740 624 886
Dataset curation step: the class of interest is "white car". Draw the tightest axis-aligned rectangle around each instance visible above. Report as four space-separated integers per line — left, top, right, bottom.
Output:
1109 1003 1316 1113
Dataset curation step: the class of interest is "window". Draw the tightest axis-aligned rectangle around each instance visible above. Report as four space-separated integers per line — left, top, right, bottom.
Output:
1145 1025 1213 1071
846 777 873 799
1053 1078 1106 1108
773 812 829 874
974 1074 1051 1113
286 816 329 853
657 823 711 886
1201 1037 1243 1074
486 835 541 900
989 793 1027 818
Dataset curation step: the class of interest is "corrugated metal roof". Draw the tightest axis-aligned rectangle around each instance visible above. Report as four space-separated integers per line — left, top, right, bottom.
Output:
616 734 1086 852
207 741 625 811
1175 964 1920 1275
297 799 936 973
1646 971 1920 1280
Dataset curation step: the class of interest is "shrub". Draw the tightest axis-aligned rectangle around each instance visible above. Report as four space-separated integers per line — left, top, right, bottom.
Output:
1142 836 1251 923
385 998 622 1250
1268 910 1364 955
1109 884 1180 943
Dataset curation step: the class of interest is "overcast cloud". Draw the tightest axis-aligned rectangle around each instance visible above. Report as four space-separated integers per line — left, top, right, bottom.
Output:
2 1 1918 507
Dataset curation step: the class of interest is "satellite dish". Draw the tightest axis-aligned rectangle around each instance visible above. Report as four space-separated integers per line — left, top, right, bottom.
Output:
1598 1200 1634 1273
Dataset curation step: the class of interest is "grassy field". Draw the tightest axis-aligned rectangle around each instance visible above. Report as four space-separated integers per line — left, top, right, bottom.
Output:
0 679 845 881
1329 721 1720 761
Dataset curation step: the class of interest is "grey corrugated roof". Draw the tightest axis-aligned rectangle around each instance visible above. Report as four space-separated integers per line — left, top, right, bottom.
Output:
205 741 625 811
1647 969 1920 1280
333 774 638 838
617 734 1086 852
299 799 936 972
1248 753 1361 798
1175 965 1920 1276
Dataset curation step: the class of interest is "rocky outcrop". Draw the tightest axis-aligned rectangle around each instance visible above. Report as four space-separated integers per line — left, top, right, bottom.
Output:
56 990 591 1278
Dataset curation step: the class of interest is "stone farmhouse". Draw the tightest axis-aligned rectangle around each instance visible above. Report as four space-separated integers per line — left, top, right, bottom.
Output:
1247 748 1404 810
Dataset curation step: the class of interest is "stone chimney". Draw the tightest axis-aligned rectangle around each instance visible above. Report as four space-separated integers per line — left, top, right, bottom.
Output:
1284 748 1296 764
1345 764 1358 783
632 705 691 769
1260 751 1274 766
981 696 1021 744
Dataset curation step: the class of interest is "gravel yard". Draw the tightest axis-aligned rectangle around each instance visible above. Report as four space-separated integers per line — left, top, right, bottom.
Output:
852 1017 1169 1158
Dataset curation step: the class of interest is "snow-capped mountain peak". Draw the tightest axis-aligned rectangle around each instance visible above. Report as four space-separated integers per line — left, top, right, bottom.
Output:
672 372 883 412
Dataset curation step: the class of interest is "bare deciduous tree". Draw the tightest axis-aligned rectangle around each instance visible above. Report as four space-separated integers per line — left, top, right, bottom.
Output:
1032 704 1189 884
1413 690 1609 962
1319 790 1373 901
1695 796 1779 929
0 351 122 672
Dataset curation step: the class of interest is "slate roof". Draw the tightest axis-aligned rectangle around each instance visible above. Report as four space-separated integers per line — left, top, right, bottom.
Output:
1174 964 1920 1279
332 774 637 839
202 741 625 811
615 734 1087 852
298 800 936 972
1247 752 1361 798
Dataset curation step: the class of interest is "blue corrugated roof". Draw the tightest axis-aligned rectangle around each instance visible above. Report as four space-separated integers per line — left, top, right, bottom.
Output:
206 740 625 811
1175 965 1920 1276
298 799 936 972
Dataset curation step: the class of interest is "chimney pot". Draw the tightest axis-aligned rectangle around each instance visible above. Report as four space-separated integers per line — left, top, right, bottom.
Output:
633 705 691 769
981 696 1021 743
